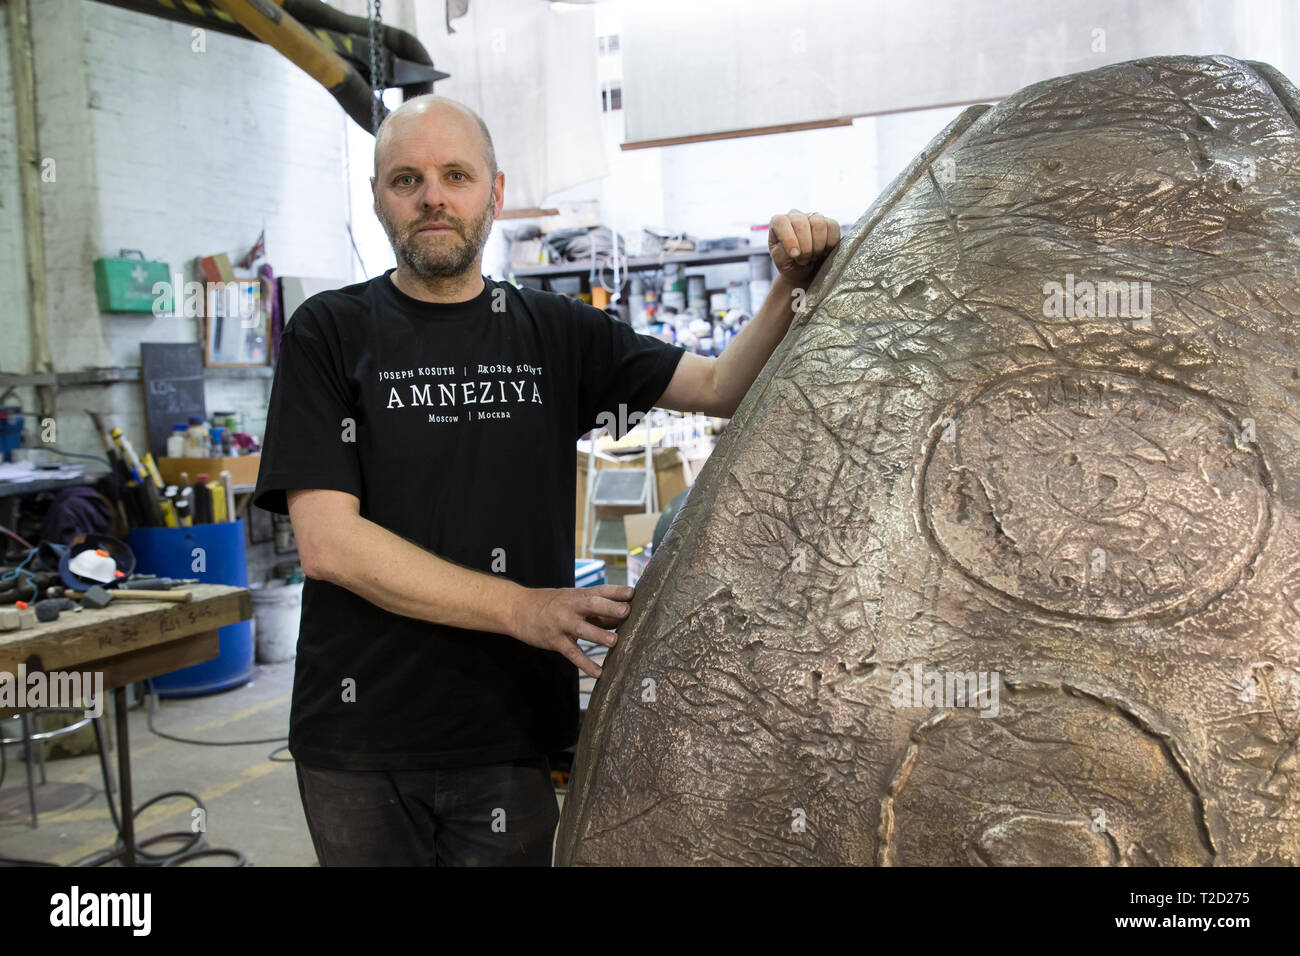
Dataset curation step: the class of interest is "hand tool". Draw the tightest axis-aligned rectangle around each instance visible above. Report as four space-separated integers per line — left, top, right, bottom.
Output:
73 585 192 607
118 577 200 590
220 470 235 522
33 597 78 622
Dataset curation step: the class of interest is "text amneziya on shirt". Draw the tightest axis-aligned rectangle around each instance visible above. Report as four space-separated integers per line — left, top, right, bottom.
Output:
384 378 543 408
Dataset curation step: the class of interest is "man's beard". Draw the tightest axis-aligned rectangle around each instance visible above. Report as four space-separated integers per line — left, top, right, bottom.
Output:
376 194 495 279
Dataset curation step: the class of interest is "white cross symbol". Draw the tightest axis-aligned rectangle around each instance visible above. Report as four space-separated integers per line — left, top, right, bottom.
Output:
131 263 147 283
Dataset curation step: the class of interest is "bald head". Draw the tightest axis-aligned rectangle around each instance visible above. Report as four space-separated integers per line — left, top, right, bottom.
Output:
370 94 502 285
373 94 498 180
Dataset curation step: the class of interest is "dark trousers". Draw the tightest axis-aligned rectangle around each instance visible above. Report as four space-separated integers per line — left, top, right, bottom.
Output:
295 756 560 866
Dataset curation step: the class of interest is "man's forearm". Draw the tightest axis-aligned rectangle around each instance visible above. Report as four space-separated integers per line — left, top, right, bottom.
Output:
309 511 524 635
711 273 799 416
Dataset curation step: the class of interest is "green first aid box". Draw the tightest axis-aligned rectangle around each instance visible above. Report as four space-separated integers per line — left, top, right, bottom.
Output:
93 250 172 313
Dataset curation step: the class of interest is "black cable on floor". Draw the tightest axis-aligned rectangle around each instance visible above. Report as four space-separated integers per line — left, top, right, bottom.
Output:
144 680 288 748
0 698 249 867
144 680 292 767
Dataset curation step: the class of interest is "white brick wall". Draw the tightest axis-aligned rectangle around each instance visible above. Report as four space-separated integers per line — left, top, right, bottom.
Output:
0 0 356 462
84 0 351 369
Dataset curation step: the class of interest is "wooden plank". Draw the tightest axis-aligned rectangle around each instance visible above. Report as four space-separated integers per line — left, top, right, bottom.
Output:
0 630 219 718
618 98 999 151
620 116 852 151
499 207 560 219
92 629 221 692
0 584 250 674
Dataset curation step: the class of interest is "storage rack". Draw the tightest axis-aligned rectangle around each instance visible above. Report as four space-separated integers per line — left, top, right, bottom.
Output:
509 245 772 296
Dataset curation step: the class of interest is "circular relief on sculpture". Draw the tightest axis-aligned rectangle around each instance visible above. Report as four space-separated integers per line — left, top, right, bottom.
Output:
921 369 1268 619
878 687 1214 866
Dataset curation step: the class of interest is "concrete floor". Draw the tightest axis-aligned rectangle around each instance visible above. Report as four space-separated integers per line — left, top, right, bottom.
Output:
0 659 571 866
0 660 314 866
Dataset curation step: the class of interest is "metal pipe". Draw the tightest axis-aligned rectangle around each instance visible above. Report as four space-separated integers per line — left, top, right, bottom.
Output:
280 0 434 95
114 686 135 866
21 712 38 828
209 0 384 131
93 0 253 42
88 0 444 127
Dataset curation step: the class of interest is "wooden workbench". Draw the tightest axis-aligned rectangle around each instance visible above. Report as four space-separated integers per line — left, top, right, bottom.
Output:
0 583 252 865
0 583 251 691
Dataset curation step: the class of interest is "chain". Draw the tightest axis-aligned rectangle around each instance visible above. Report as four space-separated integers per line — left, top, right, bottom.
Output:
367 0 385 134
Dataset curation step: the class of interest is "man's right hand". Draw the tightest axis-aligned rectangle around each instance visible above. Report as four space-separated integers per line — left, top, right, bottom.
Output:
508 585 635 678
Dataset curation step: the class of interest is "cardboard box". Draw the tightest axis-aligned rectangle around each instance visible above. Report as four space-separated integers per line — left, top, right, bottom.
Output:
685 452 712 484
576 447 691 558
623 511 661 587
197 253 236 283
508 238 545 267
623 511 661 553
681 434 717 484
158 455 260 487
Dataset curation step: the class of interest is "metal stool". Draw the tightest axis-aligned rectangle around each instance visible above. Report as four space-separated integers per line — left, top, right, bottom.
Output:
0 708 97 828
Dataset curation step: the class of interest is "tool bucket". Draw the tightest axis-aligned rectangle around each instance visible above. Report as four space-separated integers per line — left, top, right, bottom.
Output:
127 521 254 697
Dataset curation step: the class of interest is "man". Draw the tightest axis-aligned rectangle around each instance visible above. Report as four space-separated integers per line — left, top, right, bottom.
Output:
253 94 840 866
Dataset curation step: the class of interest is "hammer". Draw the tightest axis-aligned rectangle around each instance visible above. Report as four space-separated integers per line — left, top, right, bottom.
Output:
75 585 193 608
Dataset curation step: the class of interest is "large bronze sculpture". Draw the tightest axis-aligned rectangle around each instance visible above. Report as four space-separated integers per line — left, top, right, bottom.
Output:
557 56 1300 865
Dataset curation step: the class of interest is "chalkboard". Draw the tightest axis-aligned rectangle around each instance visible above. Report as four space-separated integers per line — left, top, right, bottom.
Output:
141 343 206 459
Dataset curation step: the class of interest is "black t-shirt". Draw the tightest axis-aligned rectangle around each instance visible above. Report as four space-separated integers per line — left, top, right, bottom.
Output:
252 269 684 770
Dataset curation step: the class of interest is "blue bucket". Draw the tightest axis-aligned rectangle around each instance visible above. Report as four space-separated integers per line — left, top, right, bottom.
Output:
127 521 254 697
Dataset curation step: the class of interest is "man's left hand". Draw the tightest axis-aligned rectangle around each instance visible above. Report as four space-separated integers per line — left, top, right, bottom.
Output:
768 209 841 286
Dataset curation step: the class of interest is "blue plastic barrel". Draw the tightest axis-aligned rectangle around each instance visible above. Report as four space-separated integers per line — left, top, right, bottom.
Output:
127 521 254 697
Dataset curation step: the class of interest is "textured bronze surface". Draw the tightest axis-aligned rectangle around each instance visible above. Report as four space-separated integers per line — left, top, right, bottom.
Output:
557 56 1300 866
